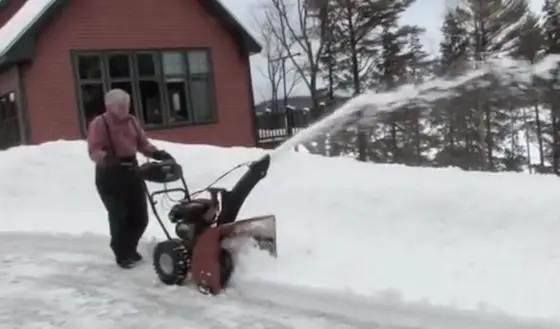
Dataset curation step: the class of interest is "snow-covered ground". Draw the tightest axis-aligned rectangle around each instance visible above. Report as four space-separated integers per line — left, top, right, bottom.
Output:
0 233 379 329
1 140 560 328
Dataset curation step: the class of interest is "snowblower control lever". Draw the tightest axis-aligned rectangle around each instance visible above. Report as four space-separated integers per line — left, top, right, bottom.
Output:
207 187 226 204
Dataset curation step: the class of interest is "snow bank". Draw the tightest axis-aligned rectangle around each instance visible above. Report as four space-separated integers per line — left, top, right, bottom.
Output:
0 140 559 323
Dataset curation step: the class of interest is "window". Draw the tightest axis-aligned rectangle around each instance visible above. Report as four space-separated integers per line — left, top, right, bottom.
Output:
72 49 216 131
162 51 190 123
106 53 137 117
136 53 164 125
0 92 21 150
75 54 105 125
188 51 214 122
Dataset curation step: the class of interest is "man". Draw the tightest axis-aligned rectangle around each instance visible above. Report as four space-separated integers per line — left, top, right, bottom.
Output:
87 88 172 269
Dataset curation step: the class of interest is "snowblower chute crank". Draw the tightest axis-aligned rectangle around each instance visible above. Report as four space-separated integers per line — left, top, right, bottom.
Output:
137 154 276 295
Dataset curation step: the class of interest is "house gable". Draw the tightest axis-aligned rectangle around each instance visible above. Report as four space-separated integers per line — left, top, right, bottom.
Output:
0 0 66 72
197 0 261 55
0 0 261 73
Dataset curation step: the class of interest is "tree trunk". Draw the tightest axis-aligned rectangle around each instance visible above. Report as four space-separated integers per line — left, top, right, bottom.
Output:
485 106 493 170
522 107 532 173
391 118 398 163
552 103 559 175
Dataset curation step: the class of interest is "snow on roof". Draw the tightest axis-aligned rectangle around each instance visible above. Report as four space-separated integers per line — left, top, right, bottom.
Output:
215 0 260 46
0 0 57 58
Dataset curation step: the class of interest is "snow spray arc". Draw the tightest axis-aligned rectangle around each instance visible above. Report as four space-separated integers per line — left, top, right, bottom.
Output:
270 55 560 158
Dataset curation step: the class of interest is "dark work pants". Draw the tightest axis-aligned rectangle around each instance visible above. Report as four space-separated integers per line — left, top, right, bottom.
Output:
95 162 148 262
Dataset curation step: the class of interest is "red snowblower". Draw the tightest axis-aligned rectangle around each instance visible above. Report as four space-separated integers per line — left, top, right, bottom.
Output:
136 154 276 295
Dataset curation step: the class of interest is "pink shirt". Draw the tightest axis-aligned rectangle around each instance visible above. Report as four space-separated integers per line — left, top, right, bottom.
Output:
87 112 157 165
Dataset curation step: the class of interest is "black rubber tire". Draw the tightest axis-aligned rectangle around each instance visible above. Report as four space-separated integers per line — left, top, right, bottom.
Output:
219 248 234 288
152 239 189 285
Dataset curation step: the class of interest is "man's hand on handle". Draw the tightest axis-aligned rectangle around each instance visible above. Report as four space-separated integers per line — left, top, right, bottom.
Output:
151 150 174 161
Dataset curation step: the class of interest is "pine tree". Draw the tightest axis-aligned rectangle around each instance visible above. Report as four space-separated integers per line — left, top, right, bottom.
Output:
369 11 424 164
320 0 378 93
512 12 545 170
455 0 531 170
395 31 434 165
541 0 560 174
438 9 471 76
317 0 421 161
315 0 384 160
432 8 475 169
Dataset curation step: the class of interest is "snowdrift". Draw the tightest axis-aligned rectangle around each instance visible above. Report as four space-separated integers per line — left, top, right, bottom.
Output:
0 140 559 324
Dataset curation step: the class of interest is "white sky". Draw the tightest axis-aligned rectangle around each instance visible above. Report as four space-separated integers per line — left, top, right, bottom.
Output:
219 0 545 103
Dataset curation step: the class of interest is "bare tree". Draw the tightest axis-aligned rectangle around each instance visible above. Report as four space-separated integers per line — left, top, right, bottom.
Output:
258 0 328 115
253 11 283 112
253 7 303 110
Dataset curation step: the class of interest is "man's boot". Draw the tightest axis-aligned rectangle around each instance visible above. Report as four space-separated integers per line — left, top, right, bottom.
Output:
130 251 143 263
116 257 135 269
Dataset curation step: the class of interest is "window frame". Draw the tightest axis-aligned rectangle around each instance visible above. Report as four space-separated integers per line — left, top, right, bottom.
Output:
0 91 22 150
160 51 194 125
70 48 218 136
135 51 167 128
103 52 141 120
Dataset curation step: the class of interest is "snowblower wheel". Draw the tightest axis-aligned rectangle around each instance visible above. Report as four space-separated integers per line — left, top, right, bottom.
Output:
152 239 189 285
219 248 234 287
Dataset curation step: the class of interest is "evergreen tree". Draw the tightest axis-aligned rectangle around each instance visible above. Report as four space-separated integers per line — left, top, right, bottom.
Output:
319 0 379 93
317 0 421 161
541 0 560 174
512 12 545 170
369 12 425 163
395 31 434 165
432 8 475 169
455 0 531 170
438 9 471 77
307 0 543 172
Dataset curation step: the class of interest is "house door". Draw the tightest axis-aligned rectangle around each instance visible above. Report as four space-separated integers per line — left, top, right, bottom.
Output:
0 92 21 150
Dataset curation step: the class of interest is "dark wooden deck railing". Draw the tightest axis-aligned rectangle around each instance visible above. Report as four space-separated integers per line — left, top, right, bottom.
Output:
255 108 316 148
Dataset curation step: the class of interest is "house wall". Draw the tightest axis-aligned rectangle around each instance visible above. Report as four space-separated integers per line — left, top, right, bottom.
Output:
23 0 256 147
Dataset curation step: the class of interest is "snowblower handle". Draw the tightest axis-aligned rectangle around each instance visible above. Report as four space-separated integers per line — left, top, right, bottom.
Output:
208 187 227 204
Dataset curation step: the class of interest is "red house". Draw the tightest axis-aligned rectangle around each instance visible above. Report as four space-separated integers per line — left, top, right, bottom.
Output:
0 0 261 151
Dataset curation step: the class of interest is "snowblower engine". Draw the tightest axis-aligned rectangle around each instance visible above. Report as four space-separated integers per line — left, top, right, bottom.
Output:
167 189 222 243
137 155 277 296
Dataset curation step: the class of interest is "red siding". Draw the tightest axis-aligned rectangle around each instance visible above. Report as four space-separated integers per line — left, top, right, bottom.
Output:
23 0 256 147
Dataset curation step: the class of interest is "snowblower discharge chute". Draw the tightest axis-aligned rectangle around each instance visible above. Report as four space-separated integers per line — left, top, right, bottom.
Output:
136 154 276 295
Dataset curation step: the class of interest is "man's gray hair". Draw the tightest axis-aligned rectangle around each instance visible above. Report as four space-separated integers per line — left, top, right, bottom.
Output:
104 88 130 107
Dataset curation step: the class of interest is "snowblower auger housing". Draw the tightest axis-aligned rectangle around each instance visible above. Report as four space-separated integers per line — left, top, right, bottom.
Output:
137 154 277 295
